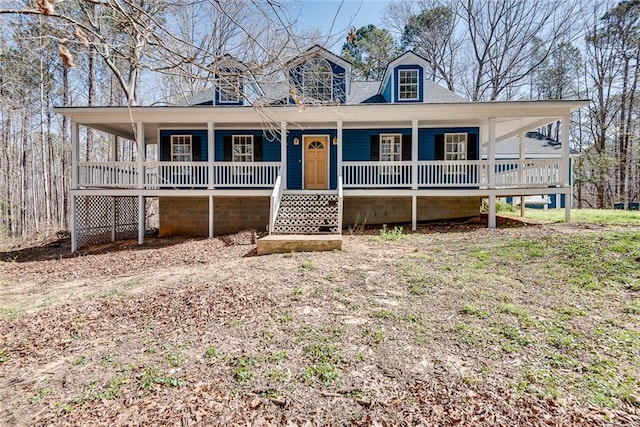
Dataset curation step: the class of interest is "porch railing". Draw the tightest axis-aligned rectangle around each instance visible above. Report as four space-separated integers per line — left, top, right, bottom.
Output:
268 168 285 234
342 159 562 189
78 161 281 188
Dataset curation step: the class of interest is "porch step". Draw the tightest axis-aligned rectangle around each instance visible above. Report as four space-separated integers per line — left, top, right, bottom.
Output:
272 192 341 235
257 234 342 255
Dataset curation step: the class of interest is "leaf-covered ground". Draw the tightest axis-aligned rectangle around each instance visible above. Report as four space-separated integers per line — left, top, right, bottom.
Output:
1 220 639 426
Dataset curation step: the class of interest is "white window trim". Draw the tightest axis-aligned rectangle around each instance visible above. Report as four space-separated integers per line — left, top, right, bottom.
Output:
379 134 402 162
218 73 241 104
398 69 419 101
302 58 333 103
232 135 254 163
444 132 467 161
170 135 192 162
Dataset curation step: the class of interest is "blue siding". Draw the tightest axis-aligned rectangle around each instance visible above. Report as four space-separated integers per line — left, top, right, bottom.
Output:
381 76 392 103
418 127 479 160
214 130 281 161
343 128 411 161
286 130 337 190
159 130 208 161
394 65 423 103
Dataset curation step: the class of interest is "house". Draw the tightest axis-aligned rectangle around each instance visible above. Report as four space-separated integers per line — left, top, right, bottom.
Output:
481 131 582 209
55 46 588 252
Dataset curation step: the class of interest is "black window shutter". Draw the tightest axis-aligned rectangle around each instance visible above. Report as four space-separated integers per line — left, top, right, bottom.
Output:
161 136 171 161
254 136 263 161
467 133 477 160
370 135 380 161
435 134 445 160
192 136 202 161
223 136 232 161
402 135 412 161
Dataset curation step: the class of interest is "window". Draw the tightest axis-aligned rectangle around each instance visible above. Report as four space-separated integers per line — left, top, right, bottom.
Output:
232 135 254 162
380 134 402 161
445 133 467 160
219 72 240 103
171 135 192 162
398 69 419 101
303 58 333 103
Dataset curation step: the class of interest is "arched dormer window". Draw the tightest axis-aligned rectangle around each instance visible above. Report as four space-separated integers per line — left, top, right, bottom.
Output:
302 58 333 103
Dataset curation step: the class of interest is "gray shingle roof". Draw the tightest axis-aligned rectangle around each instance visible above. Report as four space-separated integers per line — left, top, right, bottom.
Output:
482 131 579 158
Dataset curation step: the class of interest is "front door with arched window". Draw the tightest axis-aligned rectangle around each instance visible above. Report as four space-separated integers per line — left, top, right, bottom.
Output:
303 135 329 190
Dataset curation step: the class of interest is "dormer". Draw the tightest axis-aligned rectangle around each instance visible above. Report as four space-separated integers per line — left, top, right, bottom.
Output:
379 51 430 103
286 45 352 105
212 55 262 106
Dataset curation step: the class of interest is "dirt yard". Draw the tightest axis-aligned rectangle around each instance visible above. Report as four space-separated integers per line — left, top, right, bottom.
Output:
1 220 639 426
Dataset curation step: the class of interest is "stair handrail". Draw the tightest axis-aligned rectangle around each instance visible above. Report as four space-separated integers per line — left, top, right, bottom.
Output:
268 168 285 234
337 175 344 234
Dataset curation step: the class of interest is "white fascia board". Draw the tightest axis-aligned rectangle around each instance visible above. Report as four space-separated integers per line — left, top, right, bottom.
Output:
55 100 589 129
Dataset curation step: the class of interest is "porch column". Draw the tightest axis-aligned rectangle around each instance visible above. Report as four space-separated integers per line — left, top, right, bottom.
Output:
488 194 497 229
110 134 118 162
280 121 287 189
488 118 496 188
71 195 77 252
136 122 145 189
209 195 214 238
337 120 343 178
71 120 79 189
519 132 526 218
561 114 571 223
208 122 215 189
138 195 145 245
411 119 418 190
411 195 417 231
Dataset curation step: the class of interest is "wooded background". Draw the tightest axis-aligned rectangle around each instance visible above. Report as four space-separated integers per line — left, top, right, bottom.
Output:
1 0 638 239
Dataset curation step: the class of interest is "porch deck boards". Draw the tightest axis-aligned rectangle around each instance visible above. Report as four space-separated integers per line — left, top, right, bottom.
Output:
256 234 342 255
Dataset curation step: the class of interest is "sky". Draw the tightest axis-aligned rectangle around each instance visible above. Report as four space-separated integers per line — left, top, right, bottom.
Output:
293 0 391 51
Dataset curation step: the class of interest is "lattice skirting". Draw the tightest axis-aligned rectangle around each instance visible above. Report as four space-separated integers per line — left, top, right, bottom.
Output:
75 196 139 249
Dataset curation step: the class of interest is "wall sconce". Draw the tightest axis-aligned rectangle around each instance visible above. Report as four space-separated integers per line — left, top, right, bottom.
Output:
332 136 338 145
293 137 300 145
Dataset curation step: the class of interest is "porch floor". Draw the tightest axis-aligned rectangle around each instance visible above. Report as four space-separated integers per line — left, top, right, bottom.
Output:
256 234 342 255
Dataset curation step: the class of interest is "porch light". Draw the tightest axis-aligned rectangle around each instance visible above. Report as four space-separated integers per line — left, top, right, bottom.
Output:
293 137 300 145
332 136 337 145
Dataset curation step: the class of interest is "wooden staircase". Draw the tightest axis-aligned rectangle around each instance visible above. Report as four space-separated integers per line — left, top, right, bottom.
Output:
272 192 340 234
257 191 343 255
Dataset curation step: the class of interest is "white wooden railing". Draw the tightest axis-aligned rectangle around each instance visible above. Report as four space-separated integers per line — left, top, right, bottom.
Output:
493 159 561 187
342 159 562 189
79 162 138 188
268 169 285 234
342 161 413 187
417 160 483 187
213 162 280 187
78 161 281 188
337 176 344 232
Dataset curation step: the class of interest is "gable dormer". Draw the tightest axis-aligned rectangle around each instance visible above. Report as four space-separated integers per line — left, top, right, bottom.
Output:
286 45 352 105
379 51 430 103
213 55 262 106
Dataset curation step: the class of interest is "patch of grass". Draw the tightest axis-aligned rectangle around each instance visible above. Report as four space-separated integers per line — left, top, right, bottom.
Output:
377 224 404 241
166 351 185 367
303 343 342 384
624 300 640 315
96 375 129 400
289 288 303 300
29 387 53 404
234 367 254 383
140 366 186 390
492 323 531 347
0 350 9 363
372 309 394 319
460 303 488 317
204 346 220 360
267 368 288 381
501 208 640 226
499 303 530 320
269 350 288 363
277 310 292 323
